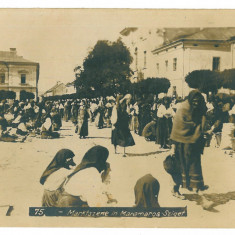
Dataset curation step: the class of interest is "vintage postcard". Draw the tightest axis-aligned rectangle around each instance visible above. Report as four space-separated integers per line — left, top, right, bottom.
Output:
0 8 234 228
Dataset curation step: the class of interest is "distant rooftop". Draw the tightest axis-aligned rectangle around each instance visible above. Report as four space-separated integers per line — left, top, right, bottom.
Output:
120 27 138 36
0 48 38 64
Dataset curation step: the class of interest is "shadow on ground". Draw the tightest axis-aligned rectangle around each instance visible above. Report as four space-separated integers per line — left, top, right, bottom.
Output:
183 191 235 212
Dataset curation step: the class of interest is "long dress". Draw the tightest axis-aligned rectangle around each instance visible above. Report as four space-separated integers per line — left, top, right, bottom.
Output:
170 95 207 190
77 107 89 138
111 105 135 147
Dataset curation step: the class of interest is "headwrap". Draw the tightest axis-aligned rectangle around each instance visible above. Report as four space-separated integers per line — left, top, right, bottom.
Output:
134 174 160 208
68 145 109 178
40 149 75 185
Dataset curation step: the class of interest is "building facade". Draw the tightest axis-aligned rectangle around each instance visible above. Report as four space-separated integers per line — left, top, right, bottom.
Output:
44 81 76 97
120 27 201 83
152 28 235 97
120 27 235 97
44 81 67 97
0 48 39 100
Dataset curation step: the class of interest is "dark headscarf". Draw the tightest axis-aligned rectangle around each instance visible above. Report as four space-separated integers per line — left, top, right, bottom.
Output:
40 149 75 185
188 90 204 107
68 145 109 178
134 174 160 208
187 89 207 124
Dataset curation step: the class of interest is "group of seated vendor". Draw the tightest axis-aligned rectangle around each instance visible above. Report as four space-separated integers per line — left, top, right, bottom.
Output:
0 99 63 142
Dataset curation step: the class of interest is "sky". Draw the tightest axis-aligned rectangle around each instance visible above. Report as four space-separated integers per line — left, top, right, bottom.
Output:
1 9 235 93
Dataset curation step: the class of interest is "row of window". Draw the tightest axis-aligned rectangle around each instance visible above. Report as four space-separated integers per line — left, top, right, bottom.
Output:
156 58 177 73
0 74 26 84
156 57 220 74
134 49 147 69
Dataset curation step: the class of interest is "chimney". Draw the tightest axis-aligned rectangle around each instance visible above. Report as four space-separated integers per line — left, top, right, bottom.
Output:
10 48 17 56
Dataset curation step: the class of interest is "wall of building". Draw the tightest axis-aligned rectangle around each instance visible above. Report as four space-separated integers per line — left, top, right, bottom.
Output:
154 43 185 96
153 42 233 97
53 84 66 96
120 28 165 82
66 85 76 94
0 63 38 99
185 44 231 74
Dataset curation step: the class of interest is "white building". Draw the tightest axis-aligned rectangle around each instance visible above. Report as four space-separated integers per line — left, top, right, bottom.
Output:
65 81 76 94
152 28 235 97
44 81 76 97
0 48 39 99
120 27 235 97
120 27 201 83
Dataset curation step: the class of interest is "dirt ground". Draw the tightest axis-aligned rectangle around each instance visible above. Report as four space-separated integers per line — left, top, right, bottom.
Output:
0 120 234 227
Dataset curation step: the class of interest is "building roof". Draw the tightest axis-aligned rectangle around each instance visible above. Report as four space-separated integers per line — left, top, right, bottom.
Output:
184 27 235 41
66 81 75 87
160 28 202 44
153 27 235 53
44 82 65 94
120 27 138 36
0 49 38 64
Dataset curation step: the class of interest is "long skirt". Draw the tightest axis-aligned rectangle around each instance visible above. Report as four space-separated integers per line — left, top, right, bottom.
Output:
111 127 135 147
173 141 205 189
155 117 169 146
77 120 88 137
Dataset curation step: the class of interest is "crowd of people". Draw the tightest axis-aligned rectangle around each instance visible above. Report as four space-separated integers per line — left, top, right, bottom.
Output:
0 89 234 208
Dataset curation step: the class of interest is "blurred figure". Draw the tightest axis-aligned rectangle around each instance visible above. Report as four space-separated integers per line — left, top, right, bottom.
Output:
76 101 89 139
134 174 160 208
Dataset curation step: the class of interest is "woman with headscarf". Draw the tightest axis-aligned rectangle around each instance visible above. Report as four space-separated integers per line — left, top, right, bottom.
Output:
134 174 160 208
0 112 18 142
170 90 208 196
40 149 76 207
41 113 60 139
50 108 62 131
111 94 135 157
56 145 116 207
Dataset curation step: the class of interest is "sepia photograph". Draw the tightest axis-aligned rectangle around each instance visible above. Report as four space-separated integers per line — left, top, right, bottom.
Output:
0 8 234 228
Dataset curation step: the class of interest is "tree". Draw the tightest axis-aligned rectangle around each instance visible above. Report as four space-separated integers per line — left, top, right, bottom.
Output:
75 39 133 97
132 78 170 99
185 70 222 94
0 90 16 100
20 90 35 101
220 69 235 90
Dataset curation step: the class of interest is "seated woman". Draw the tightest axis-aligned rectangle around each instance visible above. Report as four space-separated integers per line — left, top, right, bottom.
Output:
16 116 29 136
134 174 160 208
4 110 15 126
40 149 76 207
0 113 18 142
50 108 62 131
56 145 116 207
41 113 60 139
